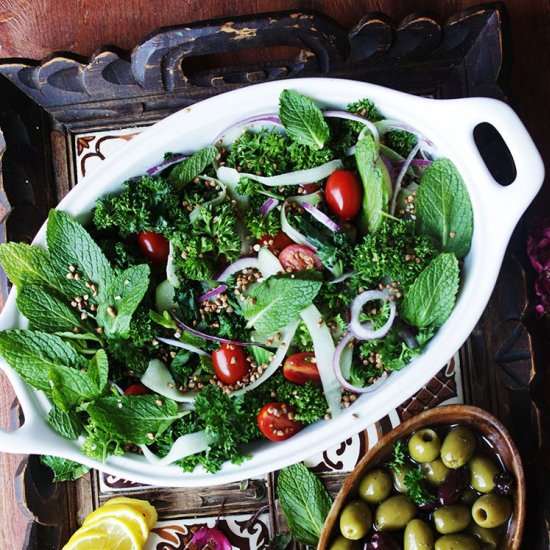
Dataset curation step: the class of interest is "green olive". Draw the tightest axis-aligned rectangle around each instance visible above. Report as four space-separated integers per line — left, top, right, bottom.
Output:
329 534 360 550
375 495 416 532
471 493 512 528
434 534 481 550
339 499 372 540
409 429 441 463
468 523 500 549
467 454 500 493
404 518 435 550
440 426 477 469
422 459 451 486
359 468 392 504
433 504 471 534
391 463 414 493
461 487 479 506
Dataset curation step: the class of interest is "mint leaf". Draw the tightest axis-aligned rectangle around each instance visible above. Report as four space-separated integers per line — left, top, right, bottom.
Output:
277 463 332 546
0 330 84 393
46 405 83 439
83 395 182 444
46 210 114 303
355 135 390 233
279 90 329 150
87 349 109 393
242 273 322 333
16 284 85 333
415 158 473 258
96 264 150 337
168 146 217 189
40 455 89 482
0 242 56 291
49 364 103 410
401 252 459 329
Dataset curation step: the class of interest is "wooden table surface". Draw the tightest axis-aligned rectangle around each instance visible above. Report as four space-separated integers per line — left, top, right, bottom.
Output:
0 1 548 548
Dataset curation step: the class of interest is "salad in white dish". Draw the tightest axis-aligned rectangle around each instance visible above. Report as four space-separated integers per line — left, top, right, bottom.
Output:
0 89 473 478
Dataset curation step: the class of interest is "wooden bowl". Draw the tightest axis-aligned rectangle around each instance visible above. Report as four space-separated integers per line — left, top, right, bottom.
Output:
318 405 525 549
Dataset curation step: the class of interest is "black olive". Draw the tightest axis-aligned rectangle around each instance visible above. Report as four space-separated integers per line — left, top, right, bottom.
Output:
493 471 515 496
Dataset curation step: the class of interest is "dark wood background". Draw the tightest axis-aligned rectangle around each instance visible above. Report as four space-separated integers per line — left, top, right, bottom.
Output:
0 1 548 548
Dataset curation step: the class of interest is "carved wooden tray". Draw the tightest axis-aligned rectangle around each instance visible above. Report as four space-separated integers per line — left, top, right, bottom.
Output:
0 4 548 549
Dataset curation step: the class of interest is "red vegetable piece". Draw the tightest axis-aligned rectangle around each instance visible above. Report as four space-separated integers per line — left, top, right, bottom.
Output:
137 231 170 263
212 343 250 385
123 383 151 396
258 231 295 255
257 402 302 441
301 183 320 194
325 169 363 220
278 244 322 272
283 352 321 384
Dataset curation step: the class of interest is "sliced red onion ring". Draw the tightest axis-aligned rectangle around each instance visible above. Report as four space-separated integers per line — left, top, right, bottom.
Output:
349 290 397 340
323 110 380 144
390 142 421 216
280 201 318 251
172 315 268 348
393 158 433 168
155 336 209 356
216 256 260 282
198 284 228 302
375 119 434 147
212 114 283 145
260 197 280 216
146 154 189 176
302 201 341 232
332 331 389 394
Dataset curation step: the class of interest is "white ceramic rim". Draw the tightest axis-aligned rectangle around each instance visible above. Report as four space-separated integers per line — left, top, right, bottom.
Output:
0 77 544 487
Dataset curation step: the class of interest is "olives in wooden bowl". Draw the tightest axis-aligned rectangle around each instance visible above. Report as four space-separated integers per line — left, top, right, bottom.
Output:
318 405 525 550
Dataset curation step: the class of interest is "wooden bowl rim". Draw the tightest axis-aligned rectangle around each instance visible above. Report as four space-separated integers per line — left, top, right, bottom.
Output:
318 404 526 549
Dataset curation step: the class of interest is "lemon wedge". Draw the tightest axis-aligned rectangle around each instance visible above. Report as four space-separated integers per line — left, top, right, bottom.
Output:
102 497 158 529
63 518 142 550
82 503 149 544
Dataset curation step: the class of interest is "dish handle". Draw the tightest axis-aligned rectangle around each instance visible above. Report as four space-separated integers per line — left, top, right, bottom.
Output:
435 97 545 229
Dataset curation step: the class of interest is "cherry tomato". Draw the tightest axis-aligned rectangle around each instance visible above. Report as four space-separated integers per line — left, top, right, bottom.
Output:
278 244 322 272
258 231 295 255
283 352 321 384
123 383 151 396
325 170 363 220
257 402 302 441
137 231 170 263
301 183 320 194
212 343 250 385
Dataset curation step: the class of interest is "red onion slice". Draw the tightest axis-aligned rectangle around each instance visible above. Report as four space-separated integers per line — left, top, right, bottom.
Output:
212 113 283 145
332 331 389 394
259 197 280 216
198 284 228 302
349 290 397 340
389 142 421 216
393 158 433 168
146 153 189 176
216 256 260 282
323 110 380 143
375 119 434 147
302 201 341 232
155 336 208 356
172 315 268 348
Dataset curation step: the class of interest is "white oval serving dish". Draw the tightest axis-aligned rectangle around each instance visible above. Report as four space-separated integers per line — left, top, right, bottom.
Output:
0 78 544 487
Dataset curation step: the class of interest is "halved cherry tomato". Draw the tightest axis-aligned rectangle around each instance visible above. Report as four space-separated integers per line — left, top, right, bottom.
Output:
258 231 295 255
283 352 321 384
301 183 320 194
137 231 170 263
212 343 250 385
325 169 363 220
278 244 322 272
257 402 302 441
124 383 151 396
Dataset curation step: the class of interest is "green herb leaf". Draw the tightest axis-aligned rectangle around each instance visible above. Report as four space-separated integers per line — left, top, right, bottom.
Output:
404 468 436 505
279 90 329 150
277 463 332 546
0 330 84 393
87 349 109 393
16 284 85 333
49 363 104 410
268 533 292 550
83 395 182 444
40 455 90 482
0 243 56 290
355 135 390 233
46 405 83 440
46 210 114 303
168 146 217 189
415 158 473 258
389 439 407 474
401 252 459 329
96 264 150 337
242 273 322 334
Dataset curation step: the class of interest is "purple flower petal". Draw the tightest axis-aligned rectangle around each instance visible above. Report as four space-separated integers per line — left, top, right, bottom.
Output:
189 527 232 549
